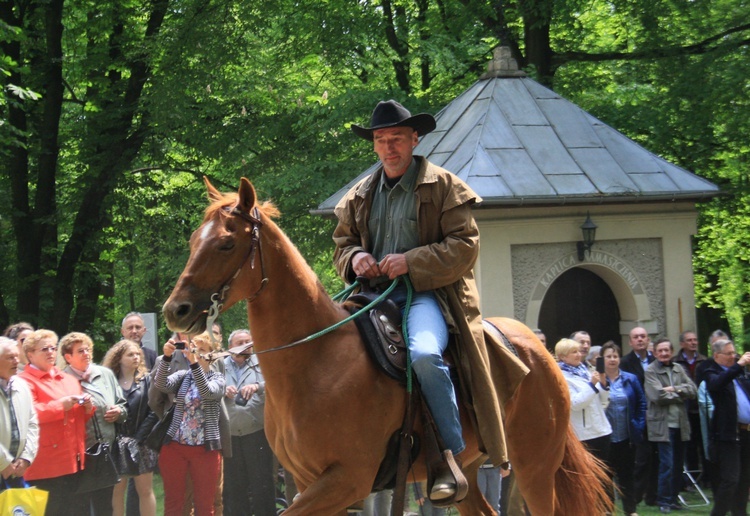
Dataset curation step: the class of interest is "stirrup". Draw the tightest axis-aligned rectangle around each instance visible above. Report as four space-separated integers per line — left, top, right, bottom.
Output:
428 450 468 507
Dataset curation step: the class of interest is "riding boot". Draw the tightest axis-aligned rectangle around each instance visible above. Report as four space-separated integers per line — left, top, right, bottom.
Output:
429 449 468 504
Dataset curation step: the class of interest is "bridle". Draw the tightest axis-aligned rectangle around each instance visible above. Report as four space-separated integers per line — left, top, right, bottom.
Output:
204 204 268 347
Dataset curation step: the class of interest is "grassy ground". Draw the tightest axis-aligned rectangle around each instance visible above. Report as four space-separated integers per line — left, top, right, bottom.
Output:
150 474 715 515
635 488 713 516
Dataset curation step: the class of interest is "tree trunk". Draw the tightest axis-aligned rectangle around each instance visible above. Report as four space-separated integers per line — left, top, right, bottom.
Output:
382 0 411 92
45 0 170 332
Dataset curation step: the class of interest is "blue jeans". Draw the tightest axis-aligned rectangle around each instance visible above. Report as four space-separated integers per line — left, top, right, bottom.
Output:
477 465 502 511
390 285 465 455
656 427 685 507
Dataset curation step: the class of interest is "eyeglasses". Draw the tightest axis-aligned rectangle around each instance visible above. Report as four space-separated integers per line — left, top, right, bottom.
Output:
36 346 57 353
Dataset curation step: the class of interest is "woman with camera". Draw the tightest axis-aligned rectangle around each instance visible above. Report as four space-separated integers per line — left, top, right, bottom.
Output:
154 332 226 515
19 329 94 516
555 338 612 463
58 331 128 515
103 339 159 516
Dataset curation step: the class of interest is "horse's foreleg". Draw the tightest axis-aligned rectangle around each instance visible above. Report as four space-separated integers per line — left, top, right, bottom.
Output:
281 465 372 516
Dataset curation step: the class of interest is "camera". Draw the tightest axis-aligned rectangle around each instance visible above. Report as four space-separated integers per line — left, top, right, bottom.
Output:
77 397 86 405
234 393 249 407
174 341 186 350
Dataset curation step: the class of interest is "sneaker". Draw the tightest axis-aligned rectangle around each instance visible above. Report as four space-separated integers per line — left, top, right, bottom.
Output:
659 507 671 514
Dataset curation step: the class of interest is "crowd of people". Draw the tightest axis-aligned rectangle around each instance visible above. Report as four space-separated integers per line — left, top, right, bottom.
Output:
0 314 276 516
548 325 749 516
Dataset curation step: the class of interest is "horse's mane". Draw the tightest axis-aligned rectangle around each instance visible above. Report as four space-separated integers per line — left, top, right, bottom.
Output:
204 191 281 220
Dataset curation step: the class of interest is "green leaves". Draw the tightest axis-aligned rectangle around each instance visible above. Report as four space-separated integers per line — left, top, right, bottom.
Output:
1 0 748 345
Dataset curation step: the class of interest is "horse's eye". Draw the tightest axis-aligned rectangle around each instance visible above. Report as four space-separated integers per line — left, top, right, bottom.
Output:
219 241 235 251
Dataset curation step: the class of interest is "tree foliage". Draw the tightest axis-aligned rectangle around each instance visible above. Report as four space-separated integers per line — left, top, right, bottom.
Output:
0 0 747 347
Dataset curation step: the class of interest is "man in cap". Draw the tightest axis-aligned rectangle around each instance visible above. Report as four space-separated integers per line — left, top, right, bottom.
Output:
333 99 507 502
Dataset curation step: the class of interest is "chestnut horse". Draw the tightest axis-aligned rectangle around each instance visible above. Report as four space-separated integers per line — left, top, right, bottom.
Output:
163 177 611 515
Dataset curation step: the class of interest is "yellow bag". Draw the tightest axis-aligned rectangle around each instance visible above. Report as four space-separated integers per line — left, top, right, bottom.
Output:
0 482 48 515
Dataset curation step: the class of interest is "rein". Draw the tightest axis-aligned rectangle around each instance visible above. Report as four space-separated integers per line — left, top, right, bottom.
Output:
253 276 404 356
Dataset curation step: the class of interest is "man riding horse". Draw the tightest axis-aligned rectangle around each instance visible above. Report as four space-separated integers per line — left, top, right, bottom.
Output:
333 100 525 502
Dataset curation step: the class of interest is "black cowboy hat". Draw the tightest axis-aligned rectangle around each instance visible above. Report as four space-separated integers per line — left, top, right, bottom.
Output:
351 99 436 141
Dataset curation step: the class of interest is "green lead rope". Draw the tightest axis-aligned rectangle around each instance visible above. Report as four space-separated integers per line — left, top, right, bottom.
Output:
254 276 402 355
401 275 414 393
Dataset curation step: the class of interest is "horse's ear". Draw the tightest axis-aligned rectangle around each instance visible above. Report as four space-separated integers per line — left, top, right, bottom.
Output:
238 177 256 212
203 176 223 202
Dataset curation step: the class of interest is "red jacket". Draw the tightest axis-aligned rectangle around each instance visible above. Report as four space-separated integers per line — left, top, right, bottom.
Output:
18 366 91 480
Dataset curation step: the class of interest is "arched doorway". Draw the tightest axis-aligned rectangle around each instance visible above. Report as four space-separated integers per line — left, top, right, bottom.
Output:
538 267 621 352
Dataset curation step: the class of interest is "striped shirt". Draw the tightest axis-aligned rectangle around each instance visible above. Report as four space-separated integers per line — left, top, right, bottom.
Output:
155 357 226 451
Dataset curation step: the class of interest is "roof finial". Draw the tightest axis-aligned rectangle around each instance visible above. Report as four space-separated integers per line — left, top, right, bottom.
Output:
481 46 526 79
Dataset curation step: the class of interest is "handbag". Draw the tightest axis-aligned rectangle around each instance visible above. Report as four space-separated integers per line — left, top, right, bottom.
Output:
0 478 48 514
112 434 141 476
145 402 175 451
76 415 120 493
113 380 145 476
145 374 186 452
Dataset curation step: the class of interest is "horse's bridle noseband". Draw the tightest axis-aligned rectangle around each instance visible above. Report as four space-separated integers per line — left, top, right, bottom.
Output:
204 205 268 345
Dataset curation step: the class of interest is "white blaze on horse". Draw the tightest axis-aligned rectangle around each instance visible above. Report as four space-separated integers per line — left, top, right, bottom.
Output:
163 177 611 515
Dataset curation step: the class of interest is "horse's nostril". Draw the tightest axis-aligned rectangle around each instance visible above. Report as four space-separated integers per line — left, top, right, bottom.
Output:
175 302 193 318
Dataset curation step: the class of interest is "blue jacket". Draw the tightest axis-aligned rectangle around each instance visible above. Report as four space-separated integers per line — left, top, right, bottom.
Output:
611 370 647 444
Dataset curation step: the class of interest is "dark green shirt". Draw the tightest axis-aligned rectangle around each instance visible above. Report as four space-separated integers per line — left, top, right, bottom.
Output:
368 159 419 261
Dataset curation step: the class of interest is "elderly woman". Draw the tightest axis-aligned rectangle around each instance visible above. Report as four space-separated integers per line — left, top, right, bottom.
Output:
155 331 226 515
0 336 38 489
3 322 34 373
18 329 94 515
601 341 646 516
555 338 612 462
103 339 158 516
58 331 128 515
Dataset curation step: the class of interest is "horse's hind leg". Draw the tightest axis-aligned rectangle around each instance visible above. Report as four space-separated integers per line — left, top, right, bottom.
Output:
454 455 497 516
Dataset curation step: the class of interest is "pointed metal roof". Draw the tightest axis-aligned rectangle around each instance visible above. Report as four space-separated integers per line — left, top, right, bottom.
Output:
314 47 719 215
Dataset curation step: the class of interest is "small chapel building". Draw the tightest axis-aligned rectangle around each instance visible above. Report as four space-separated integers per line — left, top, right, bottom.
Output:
315 47 720 352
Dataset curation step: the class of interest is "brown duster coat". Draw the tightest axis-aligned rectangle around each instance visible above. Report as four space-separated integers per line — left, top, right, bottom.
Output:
333 156 528 466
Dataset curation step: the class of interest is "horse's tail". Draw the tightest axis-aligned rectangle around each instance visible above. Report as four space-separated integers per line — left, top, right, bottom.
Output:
554 426 613 515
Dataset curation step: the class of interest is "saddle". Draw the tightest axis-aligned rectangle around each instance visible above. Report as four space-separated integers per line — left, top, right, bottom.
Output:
347 287 408 384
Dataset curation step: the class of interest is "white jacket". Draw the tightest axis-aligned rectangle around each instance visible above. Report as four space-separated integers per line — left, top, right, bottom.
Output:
562 370 612 441
0 377 39 471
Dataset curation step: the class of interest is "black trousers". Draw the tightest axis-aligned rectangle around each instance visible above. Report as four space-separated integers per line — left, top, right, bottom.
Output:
633 437 659 504
582 434 611 464
85 484 115 515
29 472 88 516
710 431 750 516
223 431 276 516
609 439 637 514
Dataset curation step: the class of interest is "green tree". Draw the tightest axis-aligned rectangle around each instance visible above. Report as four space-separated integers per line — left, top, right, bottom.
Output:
1 0 748 347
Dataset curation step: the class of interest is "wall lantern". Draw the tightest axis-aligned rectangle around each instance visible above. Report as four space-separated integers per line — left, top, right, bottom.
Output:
576 212 597 261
